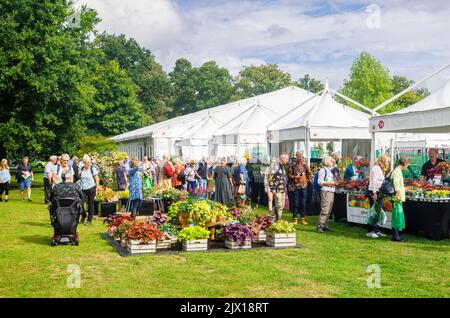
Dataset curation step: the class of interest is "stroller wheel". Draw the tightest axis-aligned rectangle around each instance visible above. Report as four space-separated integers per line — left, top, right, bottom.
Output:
51 239 57 246
73 239 79 246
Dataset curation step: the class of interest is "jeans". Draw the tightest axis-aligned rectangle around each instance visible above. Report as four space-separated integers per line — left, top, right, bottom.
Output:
293 188 307 219
198 178 207 195
131 199 142 216
82 186 96 222
187 180 197 195
43 178 52 203
366 190 383 233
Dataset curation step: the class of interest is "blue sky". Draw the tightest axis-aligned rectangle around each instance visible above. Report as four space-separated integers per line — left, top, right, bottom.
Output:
81 0 450 90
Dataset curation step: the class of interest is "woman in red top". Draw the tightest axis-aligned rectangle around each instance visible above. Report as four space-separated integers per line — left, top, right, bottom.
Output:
172 159 185 190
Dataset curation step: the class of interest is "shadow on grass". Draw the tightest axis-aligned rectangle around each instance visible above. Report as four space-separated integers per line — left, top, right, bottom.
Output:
21 221 51 228
20 235 51 246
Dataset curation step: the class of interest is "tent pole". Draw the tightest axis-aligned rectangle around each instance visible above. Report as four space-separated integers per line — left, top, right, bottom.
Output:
390 136 396 171
373 62 450 113
305 127 310 166
370 132 376 168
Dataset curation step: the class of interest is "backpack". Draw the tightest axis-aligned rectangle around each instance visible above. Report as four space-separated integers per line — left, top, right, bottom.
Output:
313 167 327 193
78 165 95 179
164 162 174 178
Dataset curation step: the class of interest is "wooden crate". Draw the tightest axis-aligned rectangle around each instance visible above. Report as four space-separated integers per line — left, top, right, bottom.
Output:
225 239 251 249
182 239 208 252
266 233 296 247
157 239 172 250
257 231 267 242
127 240 156 254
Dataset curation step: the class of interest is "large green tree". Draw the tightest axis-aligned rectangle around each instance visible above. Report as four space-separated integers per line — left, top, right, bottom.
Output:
233 64 292 99
97 33 173 123
295 74 324 93
0 0 99 159
340 52 393 113
169 59 233 116
195 61 233 110
86 60 146 136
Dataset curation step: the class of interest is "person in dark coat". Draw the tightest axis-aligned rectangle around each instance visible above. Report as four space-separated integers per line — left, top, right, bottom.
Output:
214 158 234 205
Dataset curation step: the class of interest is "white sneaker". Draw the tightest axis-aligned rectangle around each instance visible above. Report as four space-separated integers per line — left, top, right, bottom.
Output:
367 232 379 239
376 231 387 237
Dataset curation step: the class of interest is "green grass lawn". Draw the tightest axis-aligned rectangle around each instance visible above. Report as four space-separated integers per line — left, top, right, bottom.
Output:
0 173 449 298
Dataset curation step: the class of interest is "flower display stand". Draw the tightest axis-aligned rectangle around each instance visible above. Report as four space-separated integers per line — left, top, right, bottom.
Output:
225 239 251 250
266 233 296 247
126 240 157 254
156 238 172 250
182 239 208 252
257 231 266 242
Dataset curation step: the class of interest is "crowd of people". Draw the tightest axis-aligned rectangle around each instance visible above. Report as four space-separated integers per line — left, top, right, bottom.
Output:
0 147 445 242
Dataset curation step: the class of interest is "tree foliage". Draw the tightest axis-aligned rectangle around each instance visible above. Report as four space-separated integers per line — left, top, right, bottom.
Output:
0 0 99 159
97 33 172 123
295 74 324 93
340 52 393 113
77 134 119 158
233 64 292 99
169 59 233 116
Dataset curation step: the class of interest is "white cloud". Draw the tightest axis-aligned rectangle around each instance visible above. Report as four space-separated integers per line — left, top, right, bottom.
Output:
79 0 450 91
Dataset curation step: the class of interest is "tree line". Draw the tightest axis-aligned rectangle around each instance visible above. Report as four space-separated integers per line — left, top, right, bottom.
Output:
0 0 429 160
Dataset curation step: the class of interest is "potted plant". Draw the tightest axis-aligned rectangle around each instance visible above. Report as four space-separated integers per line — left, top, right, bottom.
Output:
117 189 129 212
157 223 180 249
178 226 210 252
125 221 163 254
266 220 297 247
98 187 118 217
223 223 255 249
115 220 134 245
104 214 134 238
249 216 273 242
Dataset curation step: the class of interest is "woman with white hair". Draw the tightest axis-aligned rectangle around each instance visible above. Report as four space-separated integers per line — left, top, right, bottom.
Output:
52 154 74 185
316 155 337 233
43 155 57 203
79 154 100 225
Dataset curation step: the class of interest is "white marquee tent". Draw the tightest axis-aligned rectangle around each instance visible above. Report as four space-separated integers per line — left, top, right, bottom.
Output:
369 78 450 167
211 86 312 160
112 86 311 160
268 81 374 163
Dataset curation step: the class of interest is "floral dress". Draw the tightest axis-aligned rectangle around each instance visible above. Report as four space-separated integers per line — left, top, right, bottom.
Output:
128 165 144 201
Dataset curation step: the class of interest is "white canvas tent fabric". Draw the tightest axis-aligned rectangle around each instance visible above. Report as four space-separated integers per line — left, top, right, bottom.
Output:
269 91 370 142
370 80 450 134
369 79 450 168
266 82 372 163
112 86 311 159
212 86 312 150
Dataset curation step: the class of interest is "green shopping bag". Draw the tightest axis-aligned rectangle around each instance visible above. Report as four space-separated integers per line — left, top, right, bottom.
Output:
367 203 380 227
367 202 388 227
391 201 405 231
143 177 152 190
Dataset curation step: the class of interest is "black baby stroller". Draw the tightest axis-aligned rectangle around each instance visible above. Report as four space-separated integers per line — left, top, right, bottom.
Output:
49 197 82 246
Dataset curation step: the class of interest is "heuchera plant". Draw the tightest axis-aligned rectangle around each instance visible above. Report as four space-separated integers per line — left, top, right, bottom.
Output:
267 220 297 234
147 212 167 226
223 223 256 246
125 222 164 244
178 226 210 241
